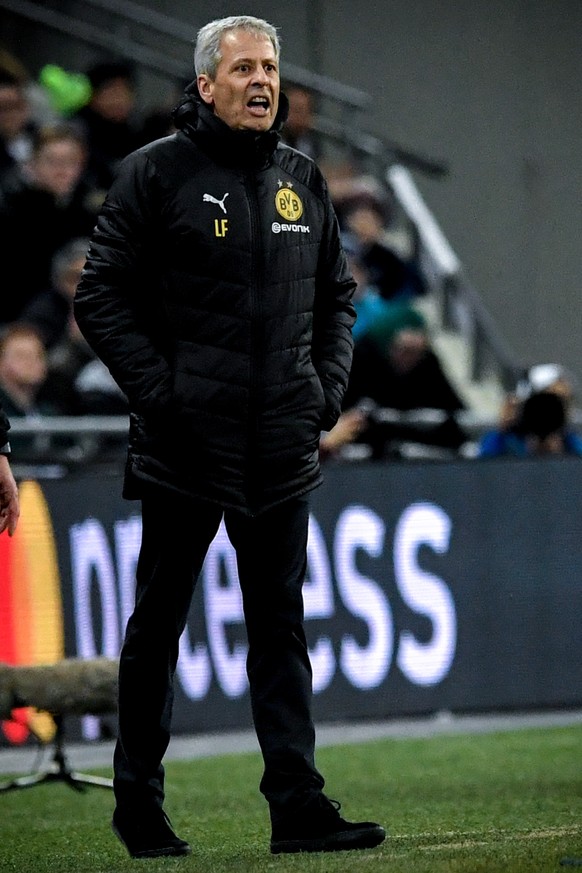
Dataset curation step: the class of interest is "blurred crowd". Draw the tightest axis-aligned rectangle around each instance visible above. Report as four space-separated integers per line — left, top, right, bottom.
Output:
0 54 163 452
0 52 579 467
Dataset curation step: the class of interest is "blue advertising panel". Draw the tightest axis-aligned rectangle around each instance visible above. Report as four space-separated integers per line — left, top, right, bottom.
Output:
1 456 581 746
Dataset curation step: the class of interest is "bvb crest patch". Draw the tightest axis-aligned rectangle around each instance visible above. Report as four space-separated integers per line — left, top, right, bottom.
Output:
275 184 303 221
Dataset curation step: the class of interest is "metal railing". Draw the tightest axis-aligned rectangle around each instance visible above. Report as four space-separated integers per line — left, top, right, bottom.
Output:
12 406 582 475
6 410 498 474
386 165 523 390
0 0 190 79
10 406 582 473
291 116 522 391
1 0 372 111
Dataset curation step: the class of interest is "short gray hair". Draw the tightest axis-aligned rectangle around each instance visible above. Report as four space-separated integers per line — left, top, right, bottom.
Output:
194 15 280 80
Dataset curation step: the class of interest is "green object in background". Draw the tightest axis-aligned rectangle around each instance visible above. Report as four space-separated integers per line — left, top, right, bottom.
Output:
39 64 92 115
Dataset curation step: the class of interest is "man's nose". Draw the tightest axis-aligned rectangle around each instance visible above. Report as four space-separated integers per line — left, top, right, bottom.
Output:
252 65 269 85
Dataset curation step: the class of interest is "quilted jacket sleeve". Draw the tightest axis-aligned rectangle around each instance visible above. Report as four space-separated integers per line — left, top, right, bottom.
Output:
74 151 173 416
312 175 357 431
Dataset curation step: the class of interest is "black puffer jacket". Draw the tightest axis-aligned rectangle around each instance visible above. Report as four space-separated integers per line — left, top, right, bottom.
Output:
0 402 10 449
74 96 356 515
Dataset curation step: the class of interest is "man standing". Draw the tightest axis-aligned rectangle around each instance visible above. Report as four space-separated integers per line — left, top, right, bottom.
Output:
75 15 385 859
0 402 19 536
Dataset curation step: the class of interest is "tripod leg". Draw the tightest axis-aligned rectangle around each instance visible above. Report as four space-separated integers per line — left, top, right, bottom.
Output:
0 770 58 792
68 771 113 789
51 723 113 790
0 716 113 792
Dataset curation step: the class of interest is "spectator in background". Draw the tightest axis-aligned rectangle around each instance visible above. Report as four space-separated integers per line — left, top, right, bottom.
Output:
137 79 190 146
20 237 89 348
516 363 578 414
347 251 400 342
0 125 100 323
478 363 582 458
343 199 425 302
0 70 38 190
319 254 419 463
0 48 58 128
73 356 129 416
317 254 395 462
33 254 128 418
0 322 82 460
280 83 321 160
343 304 467 456
321 157 388 227
319 407 367 461
41 311 96 415
72 60 141 191
322 160 422 287
0 323 58 426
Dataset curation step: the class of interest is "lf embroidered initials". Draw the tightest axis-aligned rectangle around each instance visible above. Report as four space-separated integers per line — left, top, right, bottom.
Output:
204 192 230 236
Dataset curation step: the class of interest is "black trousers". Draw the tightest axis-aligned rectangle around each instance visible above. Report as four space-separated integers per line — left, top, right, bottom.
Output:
113 489 325 818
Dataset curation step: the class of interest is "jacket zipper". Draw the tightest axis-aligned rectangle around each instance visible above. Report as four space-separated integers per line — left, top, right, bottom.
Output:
245 171 264 511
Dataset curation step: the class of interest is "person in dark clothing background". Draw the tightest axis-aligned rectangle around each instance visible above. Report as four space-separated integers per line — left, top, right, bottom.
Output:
280 82 322 160
0 401 19 537
343 199 426 302
478 363 582 458
74 14 385 861
20 237 90 348
0 70 38 191
0 125 99 323
72 60 141 192
343 304 467 455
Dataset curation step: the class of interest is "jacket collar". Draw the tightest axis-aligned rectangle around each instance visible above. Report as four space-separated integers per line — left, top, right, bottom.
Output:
172 88 289 169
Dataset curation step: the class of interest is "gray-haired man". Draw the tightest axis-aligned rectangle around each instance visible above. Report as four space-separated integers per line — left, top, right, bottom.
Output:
75 14 385 859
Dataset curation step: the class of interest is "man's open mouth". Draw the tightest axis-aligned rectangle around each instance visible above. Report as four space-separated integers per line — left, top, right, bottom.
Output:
247 97 270 112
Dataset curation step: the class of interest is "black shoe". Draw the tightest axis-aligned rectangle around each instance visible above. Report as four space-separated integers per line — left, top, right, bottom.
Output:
112 807 191 858
270 794 386 854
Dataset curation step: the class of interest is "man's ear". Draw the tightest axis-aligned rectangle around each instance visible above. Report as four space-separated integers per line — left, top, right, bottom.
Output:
197 75 214 105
